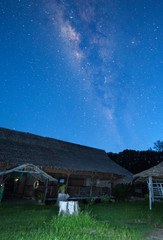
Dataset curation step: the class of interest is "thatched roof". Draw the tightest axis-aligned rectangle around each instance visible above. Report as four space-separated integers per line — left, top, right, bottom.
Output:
0 127 132 178
134 161 163 181
0 163 57 182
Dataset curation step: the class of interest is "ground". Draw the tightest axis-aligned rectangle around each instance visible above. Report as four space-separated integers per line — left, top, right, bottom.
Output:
0 201 163 240
145 228 163 240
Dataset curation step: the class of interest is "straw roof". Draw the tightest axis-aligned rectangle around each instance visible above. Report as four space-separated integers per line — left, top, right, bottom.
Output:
134 161 163 181
0 127 132 178
0 163 57 182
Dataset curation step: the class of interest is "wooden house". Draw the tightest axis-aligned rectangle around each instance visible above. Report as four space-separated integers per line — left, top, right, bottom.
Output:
0 127 132 201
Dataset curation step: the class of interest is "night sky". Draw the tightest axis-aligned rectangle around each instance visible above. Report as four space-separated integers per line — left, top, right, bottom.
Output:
0 0 163 153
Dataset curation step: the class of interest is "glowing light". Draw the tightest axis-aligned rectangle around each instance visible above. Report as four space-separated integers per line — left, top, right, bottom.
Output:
14 176 19 182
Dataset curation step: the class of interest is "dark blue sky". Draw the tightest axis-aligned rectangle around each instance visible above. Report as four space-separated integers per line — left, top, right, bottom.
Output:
0 0 163 152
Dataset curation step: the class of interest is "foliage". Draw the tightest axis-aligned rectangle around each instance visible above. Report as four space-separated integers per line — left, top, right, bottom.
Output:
101 195 110 202
88 197 96 205
83 197 100 205
58 184 66 193
113 184 131 202
153 140 163 152
110 198 115 203
144 194 149 201
0 202 163 240
108 149 163 174
37 193 44 200
50 212 110 240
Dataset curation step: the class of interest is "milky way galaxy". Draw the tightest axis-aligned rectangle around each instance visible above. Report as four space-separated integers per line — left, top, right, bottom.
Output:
0 0 163 152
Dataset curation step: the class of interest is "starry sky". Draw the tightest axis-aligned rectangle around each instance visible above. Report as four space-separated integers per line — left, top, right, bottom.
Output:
0 0 163 153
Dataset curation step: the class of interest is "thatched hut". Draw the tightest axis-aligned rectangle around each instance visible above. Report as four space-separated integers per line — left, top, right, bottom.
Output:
134 162 163 210
0 127 132 201
134 162 163 181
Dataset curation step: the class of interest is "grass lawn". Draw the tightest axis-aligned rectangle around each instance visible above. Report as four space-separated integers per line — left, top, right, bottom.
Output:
0 201 163 240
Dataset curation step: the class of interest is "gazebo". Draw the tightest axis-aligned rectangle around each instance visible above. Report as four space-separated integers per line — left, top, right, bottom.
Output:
134 162 163 210
0 163 57 203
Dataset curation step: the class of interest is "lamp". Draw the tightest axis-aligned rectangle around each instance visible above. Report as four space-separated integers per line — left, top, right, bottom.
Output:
14 176 19 182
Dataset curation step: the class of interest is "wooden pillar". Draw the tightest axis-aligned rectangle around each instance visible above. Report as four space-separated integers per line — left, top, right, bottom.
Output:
43 179 49 204
23 173 27 197
66 172 71 193
110 174 113 195
90 175 93 198
17 174 26 196
148 176 152 210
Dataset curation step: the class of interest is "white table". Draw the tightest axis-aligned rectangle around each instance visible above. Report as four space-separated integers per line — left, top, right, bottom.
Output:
58 201 79 216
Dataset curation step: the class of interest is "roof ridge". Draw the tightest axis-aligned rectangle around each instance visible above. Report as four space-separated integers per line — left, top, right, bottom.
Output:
0 127 105 152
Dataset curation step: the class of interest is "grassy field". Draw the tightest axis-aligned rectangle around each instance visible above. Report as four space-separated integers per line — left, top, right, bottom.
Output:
0 201 163 240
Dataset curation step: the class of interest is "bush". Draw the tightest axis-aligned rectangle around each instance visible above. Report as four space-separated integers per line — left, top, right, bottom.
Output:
144 194 149 201
112 184 131 202
37 193 44 201
101 195 110 203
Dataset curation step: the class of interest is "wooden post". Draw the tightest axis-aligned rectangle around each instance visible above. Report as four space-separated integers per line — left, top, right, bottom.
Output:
110 174 113 196
148 176 152 210
90 175 93 198
66 172 71 193
23 173 27 197
17 174 26 196
43 179 49 204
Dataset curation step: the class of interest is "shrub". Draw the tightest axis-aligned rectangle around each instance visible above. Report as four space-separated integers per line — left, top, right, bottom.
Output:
101 195 110 203
112 184 131 202
37 193 44 201
144 193 149 201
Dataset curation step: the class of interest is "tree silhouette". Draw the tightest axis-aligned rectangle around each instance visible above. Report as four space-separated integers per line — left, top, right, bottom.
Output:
108 149 163 174
153 140 163 152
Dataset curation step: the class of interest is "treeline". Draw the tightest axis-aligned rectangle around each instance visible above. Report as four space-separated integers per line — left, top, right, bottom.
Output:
108 150 163 174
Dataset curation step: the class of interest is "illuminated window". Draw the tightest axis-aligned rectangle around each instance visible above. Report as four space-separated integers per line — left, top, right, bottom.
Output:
59 179 64 183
